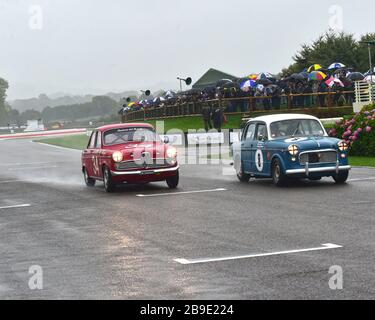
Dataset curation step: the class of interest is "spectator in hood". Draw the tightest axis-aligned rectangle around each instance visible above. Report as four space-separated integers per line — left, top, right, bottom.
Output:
201 102 213 132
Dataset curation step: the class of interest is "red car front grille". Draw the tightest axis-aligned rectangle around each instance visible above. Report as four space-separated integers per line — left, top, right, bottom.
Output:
116 159 172 171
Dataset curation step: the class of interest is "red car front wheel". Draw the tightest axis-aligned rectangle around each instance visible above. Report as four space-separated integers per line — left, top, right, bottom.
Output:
103 166 116 193
166 170 179 189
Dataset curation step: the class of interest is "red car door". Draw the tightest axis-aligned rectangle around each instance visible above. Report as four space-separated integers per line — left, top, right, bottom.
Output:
83 131 98 178
93 130 103 178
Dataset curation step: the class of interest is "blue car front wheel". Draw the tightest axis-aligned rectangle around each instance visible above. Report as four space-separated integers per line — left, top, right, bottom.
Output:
272 159 287 187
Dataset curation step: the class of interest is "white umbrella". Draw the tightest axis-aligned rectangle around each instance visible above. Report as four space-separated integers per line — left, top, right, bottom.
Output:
328 62 346 70
365 75 375 83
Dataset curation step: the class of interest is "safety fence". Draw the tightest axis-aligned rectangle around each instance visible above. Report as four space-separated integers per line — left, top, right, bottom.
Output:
122 91 355 122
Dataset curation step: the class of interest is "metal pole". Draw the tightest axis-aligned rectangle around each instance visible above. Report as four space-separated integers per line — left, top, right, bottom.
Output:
369 44 373 103
369 44 373 75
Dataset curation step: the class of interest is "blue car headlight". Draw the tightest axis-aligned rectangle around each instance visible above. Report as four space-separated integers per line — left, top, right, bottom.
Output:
338 141 349 152
288 144 299 156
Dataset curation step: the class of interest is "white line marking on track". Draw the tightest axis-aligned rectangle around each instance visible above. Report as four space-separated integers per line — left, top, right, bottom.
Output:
0 161 69 167
0 180 26 184
8 165 58 171
0 204 31 210
348 177 375 182
136 188 227 197
174 243 343 265
31 141 82 152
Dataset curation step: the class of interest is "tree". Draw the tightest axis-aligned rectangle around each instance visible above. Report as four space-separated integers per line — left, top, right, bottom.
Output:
0 78 9 125
281 31 373 76
356 33 375 72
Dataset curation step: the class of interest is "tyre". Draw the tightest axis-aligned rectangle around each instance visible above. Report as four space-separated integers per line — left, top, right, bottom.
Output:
166 170 179 189
333 170 349 184
272 159 287 187
83 167 96 187
234 157 251 183
103 166 116 193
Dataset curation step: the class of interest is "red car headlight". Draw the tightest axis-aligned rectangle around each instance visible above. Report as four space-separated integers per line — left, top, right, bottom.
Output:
166 147 177 158
112 151 123 163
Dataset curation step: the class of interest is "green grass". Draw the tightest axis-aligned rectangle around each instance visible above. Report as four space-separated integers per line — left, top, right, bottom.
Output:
36 134 89 150
349 156 375 167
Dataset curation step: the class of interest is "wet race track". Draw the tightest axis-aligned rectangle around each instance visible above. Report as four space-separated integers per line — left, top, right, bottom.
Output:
0 138 375 299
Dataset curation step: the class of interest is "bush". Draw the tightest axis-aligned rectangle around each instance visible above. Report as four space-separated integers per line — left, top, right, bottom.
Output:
329 105 375 156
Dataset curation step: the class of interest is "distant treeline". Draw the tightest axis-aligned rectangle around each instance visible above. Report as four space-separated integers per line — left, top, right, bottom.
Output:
2 95 122 125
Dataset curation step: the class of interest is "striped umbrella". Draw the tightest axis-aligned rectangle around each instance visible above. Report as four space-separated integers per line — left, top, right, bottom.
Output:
308 71 327 81
328 62 346 70
307 64 323 73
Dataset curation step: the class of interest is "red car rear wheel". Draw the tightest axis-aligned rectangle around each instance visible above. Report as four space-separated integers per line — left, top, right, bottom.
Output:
83 167 96 187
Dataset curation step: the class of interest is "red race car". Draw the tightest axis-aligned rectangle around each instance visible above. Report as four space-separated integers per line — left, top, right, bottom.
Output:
81 123 179 192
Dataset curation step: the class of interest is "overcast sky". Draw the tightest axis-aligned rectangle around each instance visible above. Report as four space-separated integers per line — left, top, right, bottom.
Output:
1 0 374 100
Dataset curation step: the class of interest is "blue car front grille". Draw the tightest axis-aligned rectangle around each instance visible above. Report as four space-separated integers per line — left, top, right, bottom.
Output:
299 151 337 165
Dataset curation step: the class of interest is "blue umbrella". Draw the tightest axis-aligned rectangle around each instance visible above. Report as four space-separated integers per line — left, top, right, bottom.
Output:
240 79 257 90
328 62 346 70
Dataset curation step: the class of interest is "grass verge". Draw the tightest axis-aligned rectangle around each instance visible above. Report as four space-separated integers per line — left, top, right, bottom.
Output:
36 134 89 150
142 114 243 132
349 156 375 167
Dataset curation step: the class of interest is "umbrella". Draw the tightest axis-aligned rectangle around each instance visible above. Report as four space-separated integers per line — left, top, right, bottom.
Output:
325 77 344 87
290 73 305 81
365 75 375 83
257 78 273 85
307 64 323 73
308 71 327 81
328 62 346 70
165 90 176 98
346 72 364 81
240 79 257 89
216 79 233 87
153 97 166 103
222 81 239 89
257 72 276 81
248 73 259 80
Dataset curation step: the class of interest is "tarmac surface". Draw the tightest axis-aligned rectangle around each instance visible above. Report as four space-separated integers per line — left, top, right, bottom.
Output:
0 138 375 299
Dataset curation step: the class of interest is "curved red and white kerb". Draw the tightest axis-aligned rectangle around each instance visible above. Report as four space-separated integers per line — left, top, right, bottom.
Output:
0 128 86 140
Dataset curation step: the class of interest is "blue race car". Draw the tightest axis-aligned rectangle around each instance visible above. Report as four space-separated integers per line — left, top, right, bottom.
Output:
232 114 351 186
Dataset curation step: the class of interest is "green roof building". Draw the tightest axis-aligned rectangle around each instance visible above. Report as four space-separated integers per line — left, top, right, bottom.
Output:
192 68 238 89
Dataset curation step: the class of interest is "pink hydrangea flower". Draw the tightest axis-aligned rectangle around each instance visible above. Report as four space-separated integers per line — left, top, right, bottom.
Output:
366 126 372 133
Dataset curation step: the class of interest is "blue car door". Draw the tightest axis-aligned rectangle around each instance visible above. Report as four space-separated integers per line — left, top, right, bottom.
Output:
253 123 268 176
241 122 256 173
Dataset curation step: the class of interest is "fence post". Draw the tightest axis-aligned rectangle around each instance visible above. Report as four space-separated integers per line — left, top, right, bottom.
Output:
287 94 292 109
